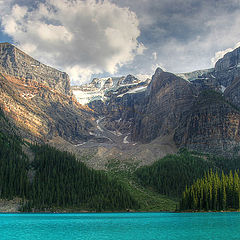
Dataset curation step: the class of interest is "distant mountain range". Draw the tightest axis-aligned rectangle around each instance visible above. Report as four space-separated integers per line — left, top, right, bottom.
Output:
1 42 240 168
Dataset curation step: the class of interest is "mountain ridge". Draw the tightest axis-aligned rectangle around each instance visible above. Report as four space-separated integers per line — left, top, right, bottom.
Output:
0 42 71 96
2 42 240 166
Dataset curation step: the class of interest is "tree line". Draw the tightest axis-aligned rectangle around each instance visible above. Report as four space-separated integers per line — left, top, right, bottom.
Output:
180 170 240 211
0 130 29 200
24 144 139 211
135 149 215 197
0 115 139 212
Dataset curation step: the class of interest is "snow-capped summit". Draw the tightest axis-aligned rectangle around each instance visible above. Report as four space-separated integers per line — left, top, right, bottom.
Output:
72 75 150 105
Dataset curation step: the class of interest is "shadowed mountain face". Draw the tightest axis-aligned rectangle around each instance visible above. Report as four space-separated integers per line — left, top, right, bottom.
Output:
174 91 240 154
131 69 197 143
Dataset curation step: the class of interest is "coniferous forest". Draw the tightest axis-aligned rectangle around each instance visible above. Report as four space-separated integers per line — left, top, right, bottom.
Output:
26 144 139 211
0 131 29 200
0 109 139 211
0 133 139 211
3 106 240 212
135 149 216 197
135 148 240 210
180 170 240 211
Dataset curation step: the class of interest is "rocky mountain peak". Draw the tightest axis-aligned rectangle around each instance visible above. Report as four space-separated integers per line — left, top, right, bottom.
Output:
215 46 240 71
0 42 71 96
121 74 139 85
153 67 164 76
103 78 113 89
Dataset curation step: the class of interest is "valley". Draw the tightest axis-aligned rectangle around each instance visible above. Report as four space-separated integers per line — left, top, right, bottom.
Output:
1 42 240 212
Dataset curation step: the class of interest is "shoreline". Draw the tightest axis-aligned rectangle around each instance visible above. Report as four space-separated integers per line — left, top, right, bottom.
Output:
1 209 240 214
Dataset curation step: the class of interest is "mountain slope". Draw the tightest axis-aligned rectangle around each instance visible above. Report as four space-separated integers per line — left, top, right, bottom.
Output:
0 44 95 143
174 90 240 154
0 43 71 96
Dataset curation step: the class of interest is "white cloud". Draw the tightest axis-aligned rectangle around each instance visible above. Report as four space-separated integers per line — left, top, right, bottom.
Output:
1 0 144 84
151 10 240 73
113 0 240 74
66 65 95 85
0 0 13 15
136 73 151 81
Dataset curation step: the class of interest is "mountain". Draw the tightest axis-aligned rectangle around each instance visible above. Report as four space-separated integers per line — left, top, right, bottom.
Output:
2 42 240 211
78 47 240 157
132 68 197 142
2 42 240 163
0 43 71 96
0 43 95 143
72 74 150 105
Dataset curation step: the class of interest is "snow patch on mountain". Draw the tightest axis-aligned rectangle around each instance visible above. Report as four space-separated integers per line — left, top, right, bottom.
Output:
72 74 150 105
220 85 226 93
177 68 214 82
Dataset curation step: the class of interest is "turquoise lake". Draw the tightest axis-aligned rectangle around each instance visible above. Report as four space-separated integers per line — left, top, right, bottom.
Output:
0 212 240 239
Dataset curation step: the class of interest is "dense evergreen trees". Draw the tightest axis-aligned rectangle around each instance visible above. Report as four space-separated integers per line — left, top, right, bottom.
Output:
135 149 215 197
0 129 29 200
180 170 240 211
0 108 139 211
26 145 139 211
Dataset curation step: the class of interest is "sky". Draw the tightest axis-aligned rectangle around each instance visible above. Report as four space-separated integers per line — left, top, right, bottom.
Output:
1 0 240 85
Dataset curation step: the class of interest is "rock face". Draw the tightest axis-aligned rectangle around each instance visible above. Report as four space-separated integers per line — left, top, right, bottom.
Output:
72 74 149 105
184 47 240 93
0 43 95 143
3 41 240 158
0 43 71 96
118 74 140 85
86 51 240 156
132 68 197 142
174 91 240 154
0 73 95 143
224 78 240 109
215 47 240 71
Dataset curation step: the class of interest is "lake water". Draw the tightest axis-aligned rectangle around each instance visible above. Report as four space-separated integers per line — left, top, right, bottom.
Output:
0 212 240 240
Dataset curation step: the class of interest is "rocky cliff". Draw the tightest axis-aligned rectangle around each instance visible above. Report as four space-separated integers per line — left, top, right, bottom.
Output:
84 47 240 156
0 43 96 143
174 91 240 154
132 68 198 142
0 43 71 96
2 41 240 160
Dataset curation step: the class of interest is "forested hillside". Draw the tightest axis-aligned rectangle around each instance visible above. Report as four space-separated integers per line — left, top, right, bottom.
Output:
0 121 29 200
135 149 215 197
180 170 240 211
135 149 240 198
25 145 139 211
0 108 139 212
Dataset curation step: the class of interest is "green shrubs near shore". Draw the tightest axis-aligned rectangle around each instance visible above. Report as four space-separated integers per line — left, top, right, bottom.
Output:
180 170 240 211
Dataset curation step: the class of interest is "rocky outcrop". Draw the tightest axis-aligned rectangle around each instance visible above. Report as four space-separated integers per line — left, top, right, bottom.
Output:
118 74 140 85
174 91 240 155
72 74 149 105
132 68 197 142
0 43 71 96
224 78 240 109
215 47 240 71
0 72 94 143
